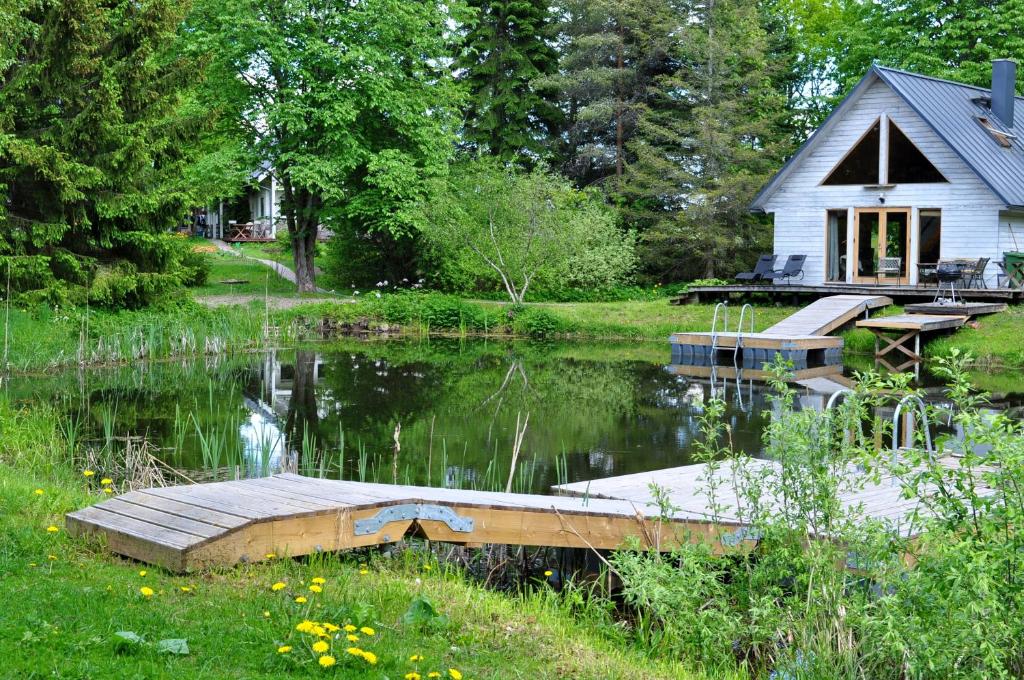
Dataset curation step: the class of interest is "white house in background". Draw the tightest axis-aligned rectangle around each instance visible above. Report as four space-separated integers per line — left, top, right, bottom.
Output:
247 162 282 238
750 59 1024 286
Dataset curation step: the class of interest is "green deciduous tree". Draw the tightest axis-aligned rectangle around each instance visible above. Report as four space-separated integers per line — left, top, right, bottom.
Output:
418 158 635 302
455 0 560 163
193 0 463 292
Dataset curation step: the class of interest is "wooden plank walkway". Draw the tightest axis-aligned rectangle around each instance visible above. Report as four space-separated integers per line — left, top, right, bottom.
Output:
552 456 991 539
65 474 748 572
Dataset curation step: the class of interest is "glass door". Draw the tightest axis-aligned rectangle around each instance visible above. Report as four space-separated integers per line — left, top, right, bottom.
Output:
853 208 910 284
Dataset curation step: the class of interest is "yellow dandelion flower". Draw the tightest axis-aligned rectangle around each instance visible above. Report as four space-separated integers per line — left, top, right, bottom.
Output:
359 626 375 636
343 624 357 632
410 654 425 662
46 526 59 533
28 562 37 567
311 577 326 585
263 611 271 618
103 488 113 494
405 673 422 680
309 585 322 593
33 489 44 495
423 564 431 571
294 596 307 604
277 645 292 654
361 651 378 665
543 570 553 577
346 647 363 657
428 673 442 679
139 570 147 577
265 553 277 559
359 569 369 575
83 470 95 477
318 655 336 668
448 669 463 680
346 634 359 643
180 586 192 593
271 581 287 591
296 620 317 633
100 478 112 485
139 586 154 597
323 623 340 633
312 640 329 654
47 554 57 561
312 625 327 637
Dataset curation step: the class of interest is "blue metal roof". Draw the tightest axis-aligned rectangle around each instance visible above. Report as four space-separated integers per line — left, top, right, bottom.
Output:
751 65 1024 210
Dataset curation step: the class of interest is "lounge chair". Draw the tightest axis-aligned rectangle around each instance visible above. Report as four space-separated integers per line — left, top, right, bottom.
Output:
735 254 777 282
763 254 806 284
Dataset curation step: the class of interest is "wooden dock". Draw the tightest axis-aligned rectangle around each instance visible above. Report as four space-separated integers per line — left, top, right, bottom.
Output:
670 294 890 370
856 313 966 370
65 474 748 572
903 301 1006 317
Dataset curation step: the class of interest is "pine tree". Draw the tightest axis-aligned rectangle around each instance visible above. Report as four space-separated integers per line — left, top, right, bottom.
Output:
538 0 678 188
626 0 787 280
455 0 560 162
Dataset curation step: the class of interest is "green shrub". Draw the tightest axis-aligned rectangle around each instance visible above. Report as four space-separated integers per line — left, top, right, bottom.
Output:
510 306 562 337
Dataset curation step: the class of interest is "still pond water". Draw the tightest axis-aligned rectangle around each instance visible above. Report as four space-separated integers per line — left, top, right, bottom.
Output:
8 339 1024 494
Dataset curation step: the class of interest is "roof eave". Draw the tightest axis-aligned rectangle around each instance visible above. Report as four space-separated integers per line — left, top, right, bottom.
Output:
748 69 884 211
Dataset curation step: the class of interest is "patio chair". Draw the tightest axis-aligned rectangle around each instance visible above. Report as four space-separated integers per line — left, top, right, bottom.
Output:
964 257 989 288
735 254 777 282
763 254 807 284
876 257 902 286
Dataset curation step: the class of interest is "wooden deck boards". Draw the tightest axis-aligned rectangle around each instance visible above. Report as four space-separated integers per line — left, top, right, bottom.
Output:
674 283 1018 304
66 474 745 572
856 313 966 332
762 294 892 336
903 302 1006 317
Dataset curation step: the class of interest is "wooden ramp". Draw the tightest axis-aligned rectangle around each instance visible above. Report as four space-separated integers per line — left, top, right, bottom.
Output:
65 474 746 572
762 294 892 336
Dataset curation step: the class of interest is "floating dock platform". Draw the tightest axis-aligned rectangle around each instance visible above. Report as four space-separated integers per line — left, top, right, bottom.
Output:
671 294 891 369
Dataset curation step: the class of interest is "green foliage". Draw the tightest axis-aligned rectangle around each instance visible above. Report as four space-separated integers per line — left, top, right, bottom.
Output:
0 0 236 303
193 0 465 291
455 0 560 162
418 157 636 303
509 306 563 338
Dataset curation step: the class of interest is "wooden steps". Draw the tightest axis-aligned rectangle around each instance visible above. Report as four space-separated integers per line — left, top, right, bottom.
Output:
65 474 747 572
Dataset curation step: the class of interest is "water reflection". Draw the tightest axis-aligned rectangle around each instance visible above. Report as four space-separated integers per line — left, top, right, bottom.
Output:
6 339 1024 493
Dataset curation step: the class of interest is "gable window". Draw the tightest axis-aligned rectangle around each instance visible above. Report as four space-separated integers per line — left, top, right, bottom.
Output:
823 117 948 185
823 121 880 185
888 121 946 183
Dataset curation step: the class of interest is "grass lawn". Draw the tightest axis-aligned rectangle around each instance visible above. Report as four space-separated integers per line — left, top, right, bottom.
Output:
0 400 715 680
197 253 297 296
237 241 295 267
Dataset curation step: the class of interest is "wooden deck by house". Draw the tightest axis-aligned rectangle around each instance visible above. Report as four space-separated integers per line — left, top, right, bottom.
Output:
673 283 1019 305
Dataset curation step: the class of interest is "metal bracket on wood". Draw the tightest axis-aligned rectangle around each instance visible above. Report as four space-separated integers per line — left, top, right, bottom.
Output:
720 526 761 547
353 504 475 536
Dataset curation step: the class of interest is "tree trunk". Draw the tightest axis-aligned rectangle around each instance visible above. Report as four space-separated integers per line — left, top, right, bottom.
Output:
281 176 319 293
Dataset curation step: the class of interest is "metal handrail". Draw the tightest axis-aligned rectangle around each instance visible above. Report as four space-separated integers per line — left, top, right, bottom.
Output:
825 388 855 411
710 302 729 354
735 303 755 362
892 394 935 461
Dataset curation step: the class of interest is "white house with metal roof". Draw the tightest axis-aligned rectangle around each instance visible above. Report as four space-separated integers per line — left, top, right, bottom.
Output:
751 60 1023 287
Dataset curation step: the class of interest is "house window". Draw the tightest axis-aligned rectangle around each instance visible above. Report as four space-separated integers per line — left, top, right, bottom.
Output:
888 122 947 183
823 121 880 185
919 210 941 264
823 118 948 185
260 195 266 218
826 210 848 282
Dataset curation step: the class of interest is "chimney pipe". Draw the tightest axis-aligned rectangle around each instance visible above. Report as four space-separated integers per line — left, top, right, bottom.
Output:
992 59 1016 127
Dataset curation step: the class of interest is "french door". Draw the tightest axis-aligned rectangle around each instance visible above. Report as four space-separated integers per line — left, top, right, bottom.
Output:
852 208 911 284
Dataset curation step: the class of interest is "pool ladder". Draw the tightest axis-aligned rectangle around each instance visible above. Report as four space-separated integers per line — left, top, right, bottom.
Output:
825 391 937 473
710 302 755 364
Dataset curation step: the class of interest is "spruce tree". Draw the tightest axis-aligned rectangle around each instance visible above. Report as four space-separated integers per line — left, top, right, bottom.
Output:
456 0 560 162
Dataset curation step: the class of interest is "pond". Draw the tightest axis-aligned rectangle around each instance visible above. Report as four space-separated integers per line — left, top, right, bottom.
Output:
8 338 1024 495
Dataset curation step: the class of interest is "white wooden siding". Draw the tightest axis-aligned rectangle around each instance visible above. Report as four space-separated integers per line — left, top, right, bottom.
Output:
763 78 1005 285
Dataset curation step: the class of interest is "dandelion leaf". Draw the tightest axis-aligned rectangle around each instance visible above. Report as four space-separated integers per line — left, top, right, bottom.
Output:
402 594 449 629
156 638 190 655
112 631 144 653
